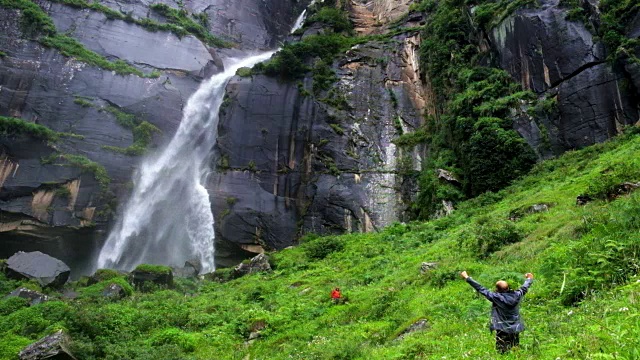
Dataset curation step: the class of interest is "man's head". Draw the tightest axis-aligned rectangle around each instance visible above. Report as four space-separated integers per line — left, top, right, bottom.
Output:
495 280 509 293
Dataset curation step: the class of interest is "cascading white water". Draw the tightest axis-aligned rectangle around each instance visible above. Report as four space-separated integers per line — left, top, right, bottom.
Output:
290 0 321 33
96 52 275 273
291 10 307 32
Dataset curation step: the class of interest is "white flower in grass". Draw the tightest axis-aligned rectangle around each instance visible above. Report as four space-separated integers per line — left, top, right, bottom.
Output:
619 307 629 312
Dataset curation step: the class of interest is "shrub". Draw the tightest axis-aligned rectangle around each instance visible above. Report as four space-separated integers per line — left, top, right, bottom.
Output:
307 7 352 33
236 67 253 77
78 278 134 300
0 116 59 141
0 297 29 316
303 236 345 260
150 328 197 352
583 162 640 201
0 334 31 360
469 216 523 258
554 195 640 305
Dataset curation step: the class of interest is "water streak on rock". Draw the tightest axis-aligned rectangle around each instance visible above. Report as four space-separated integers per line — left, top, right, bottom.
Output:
97 52 275 273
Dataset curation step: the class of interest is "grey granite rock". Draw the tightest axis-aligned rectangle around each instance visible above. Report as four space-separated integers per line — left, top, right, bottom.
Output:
5 251 71 288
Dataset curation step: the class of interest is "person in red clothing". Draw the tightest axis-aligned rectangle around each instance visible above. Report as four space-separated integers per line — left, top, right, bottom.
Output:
331 287 342 304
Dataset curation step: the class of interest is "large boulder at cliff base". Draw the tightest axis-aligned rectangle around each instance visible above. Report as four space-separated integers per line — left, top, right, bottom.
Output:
5 251 70 288
6 287 49 306
19 330 76 360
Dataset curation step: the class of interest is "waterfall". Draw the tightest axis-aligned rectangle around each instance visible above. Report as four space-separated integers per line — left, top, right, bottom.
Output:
96 52 275 274
291 10 307 33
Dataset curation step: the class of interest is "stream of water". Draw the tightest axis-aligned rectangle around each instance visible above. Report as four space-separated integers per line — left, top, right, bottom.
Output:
96 6 311 273
96 52 276 273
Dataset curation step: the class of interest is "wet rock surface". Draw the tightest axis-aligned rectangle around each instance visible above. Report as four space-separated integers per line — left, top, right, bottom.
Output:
5 251 71 288
0 0 311 273
19 330 76 360
491 2 639 154
131 267 174 289
6 287 49 306
211 33 424 253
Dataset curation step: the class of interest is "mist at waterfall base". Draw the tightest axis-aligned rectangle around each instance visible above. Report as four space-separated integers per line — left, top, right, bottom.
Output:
96 53 275 274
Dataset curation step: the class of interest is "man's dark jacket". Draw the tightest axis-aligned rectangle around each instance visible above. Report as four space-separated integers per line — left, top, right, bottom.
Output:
466 277 533 333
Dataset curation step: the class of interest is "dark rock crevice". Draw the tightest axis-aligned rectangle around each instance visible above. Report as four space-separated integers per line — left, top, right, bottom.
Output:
547 60 606 90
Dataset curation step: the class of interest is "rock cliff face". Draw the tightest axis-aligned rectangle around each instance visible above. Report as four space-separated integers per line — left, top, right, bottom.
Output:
491 0 639 155
211 27 427 262
210 0 639 257
0 0 309 273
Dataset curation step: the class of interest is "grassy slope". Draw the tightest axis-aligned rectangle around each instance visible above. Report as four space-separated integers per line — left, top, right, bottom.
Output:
1 134 640 359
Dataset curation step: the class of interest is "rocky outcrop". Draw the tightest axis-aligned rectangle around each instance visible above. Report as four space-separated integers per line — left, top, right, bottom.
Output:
6 287 50 306
19 330 76 360
5 251 70 288
491 2 639 155
210 31 425 259
395 318 429 341
234 253 272 276
131 265 173 289
0 0 312 274
347 0 415 34
102 283 128 299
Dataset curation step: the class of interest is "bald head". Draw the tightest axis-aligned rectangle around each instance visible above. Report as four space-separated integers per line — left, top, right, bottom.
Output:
495 280 509 292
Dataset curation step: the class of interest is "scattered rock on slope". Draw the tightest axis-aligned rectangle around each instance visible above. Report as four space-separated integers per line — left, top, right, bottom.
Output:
5 287 49 306
19 330 76 360
5 251 71 288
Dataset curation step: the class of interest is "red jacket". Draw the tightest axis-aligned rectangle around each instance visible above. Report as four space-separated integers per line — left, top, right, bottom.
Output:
331 289 341 299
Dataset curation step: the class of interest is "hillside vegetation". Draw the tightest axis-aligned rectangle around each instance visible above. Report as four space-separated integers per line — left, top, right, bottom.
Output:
2 130 640 359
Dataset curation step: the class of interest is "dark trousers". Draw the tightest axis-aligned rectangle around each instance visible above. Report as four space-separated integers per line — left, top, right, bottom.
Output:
495 330 519 353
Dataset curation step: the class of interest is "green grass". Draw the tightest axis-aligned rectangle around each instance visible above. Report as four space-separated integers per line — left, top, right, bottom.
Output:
101 107 161 156
3 132 640 359
134 264 172 275
150 4 232 48
0 116 59 141
42 153 110 191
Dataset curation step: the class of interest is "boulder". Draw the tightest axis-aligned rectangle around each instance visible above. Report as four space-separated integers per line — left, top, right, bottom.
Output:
131 265 174 289
420 262 438 274
576 194 593 206
172 259 201 278
437 169 461 186
6 287 49 306
395 319 429 341
5 252 70 288
234 254 272 277
19 330 76 360
607 182 640 200
102 283 127 300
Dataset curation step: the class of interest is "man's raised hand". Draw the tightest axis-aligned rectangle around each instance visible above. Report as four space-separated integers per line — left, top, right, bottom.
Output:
460 271 469 279
525 273 534 279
